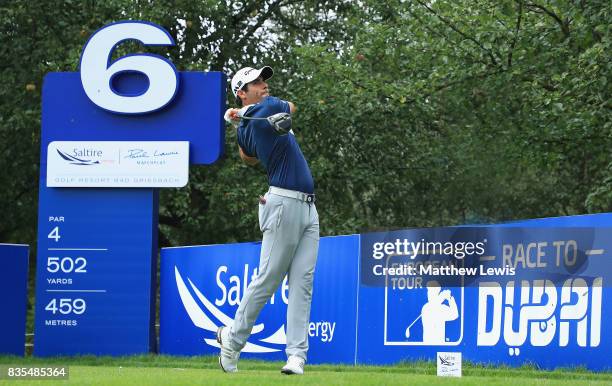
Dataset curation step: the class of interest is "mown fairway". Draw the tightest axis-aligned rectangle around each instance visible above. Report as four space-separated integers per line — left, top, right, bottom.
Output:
0 355 610 385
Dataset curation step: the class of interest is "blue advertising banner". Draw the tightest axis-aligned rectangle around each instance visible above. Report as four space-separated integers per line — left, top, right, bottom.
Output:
0 244 29 356
357 214 611 370
158 214 610 370
160 235 359 364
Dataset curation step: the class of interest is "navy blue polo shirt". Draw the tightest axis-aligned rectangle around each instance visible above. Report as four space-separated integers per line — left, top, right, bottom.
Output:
237 96 314 194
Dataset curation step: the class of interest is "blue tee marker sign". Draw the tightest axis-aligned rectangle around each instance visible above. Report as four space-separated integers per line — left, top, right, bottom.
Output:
34 21 225 356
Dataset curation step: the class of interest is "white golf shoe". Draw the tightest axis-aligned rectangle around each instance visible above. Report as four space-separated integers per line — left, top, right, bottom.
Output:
216 326 239 373
281 355 305 375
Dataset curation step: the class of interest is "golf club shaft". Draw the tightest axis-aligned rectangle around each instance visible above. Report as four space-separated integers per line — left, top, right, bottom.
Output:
407 313 422 329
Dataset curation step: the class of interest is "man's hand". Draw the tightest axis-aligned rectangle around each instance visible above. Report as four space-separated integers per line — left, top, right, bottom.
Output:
224 108 241 124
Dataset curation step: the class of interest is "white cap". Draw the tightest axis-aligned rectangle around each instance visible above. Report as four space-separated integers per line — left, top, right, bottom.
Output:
231 66 273 97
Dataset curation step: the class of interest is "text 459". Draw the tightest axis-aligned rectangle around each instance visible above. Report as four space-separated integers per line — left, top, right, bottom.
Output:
45 299 86 315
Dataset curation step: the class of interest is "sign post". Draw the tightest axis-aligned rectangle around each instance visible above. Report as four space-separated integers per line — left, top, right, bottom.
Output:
34 21 225 356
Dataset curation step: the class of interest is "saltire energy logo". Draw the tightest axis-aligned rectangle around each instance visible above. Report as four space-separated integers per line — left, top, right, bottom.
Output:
56 149 100 166
174 266 287 353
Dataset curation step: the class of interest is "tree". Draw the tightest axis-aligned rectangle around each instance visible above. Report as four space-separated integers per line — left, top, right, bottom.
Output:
0 0 609 250
283 0 611 232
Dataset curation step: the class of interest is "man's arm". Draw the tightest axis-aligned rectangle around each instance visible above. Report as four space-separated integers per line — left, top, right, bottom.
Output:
239 146 258 166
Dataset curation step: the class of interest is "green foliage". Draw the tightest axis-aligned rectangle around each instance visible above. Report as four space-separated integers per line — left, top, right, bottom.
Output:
0 0 610 250
287 0 611 231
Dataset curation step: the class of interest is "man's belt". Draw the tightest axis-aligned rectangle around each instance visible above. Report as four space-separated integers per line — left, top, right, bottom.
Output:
269 186 315 203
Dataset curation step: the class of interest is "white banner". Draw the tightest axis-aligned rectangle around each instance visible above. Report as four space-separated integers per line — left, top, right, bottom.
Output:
47 141 189 187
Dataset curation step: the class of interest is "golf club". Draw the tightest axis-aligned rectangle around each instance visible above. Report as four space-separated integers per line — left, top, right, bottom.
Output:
239 112 293 135
405 313 422 338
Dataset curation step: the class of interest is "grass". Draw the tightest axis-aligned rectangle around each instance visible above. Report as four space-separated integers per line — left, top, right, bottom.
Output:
0 355 610 385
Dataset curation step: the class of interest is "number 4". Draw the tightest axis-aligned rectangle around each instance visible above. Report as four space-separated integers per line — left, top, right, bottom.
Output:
48 226 61 242
45 298 58 313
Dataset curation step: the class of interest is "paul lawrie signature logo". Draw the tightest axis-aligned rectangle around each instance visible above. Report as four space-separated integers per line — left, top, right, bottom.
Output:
56 149 100 166
174 266 286 353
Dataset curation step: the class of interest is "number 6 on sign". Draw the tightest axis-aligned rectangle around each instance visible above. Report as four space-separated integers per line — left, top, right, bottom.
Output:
80 21 178 114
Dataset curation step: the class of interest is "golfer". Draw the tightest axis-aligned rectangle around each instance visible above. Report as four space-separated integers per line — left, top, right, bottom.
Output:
217 66 320 375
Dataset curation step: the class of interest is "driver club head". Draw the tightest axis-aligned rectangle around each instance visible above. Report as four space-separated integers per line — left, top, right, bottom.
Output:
267 112 292 134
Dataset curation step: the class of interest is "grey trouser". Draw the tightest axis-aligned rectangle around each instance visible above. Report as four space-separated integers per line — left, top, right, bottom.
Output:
228 188 320 361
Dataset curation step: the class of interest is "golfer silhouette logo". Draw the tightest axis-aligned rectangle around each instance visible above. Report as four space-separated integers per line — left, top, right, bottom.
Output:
405 281 459 344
